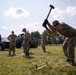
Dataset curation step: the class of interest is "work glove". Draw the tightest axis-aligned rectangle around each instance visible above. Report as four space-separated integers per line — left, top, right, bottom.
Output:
42 19 48 28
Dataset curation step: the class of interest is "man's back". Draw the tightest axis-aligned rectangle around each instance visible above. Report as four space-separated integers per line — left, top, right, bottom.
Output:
58 23 76 38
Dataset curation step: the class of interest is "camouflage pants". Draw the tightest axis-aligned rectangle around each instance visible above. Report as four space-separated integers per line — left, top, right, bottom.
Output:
42 43 46 52
9 41 16 55
22 42 30 56
63 34 76 60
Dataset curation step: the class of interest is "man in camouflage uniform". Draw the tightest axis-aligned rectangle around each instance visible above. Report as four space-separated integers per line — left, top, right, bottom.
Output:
41 34 46 52
22 28 30 56
8 31 17 55
42 19 76 66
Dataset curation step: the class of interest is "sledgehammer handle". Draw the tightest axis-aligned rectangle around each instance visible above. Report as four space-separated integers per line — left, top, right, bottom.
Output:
46 5 55 19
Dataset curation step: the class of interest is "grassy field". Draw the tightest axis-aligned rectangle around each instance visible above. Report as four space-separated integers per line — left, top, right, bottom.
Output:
0 45 76 75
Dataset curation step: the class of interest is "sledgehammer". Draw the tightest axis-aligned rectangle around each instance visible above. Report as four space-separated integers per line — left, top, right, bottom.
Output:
46 4 55 19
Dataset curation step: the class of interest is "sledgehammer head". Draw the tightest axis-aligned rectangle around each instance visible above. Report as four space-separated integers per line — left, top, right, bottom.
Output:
50 5 55 9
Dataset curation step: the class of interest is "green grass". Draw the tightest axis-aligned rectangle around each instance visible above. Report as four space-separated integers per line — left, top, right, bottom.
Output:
0 45 76 75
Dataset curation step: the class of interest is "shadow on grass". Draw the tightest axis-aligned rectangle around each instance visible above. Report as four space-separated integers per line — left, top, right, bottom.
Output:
30 52 36 55
44 52 51 54
23 55 34 59
6 54 16 57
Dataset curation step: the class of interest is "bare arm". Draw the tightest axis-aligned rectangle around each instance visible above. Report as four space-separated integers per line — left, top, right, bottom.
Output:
42 19 63 34
47 22 56 30
7 35 11 40
45 23 63 34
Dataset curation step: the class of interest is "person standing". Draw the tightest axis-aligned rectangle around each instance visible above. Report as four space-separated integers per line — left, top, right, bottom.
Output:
8 31 17 55
42 19 76 66
41 34 47 52
22 28 30 56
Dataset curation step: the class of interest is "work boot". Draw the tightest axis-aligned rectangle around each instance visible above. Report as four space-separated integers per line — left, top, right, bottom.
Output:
26 51 30 56
9 52 11 56
43 50 46 52
13 52 16 56
66 58 70 62
70 60 76 66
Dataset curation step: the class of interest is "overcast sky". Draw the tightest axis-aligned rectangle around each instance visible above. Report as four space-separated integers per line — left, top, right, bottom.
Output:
0 0 76 37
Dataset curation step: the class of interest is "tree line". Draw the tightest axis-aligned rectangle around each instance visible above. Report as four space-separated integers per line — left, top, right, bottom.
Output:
30 30 64 45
